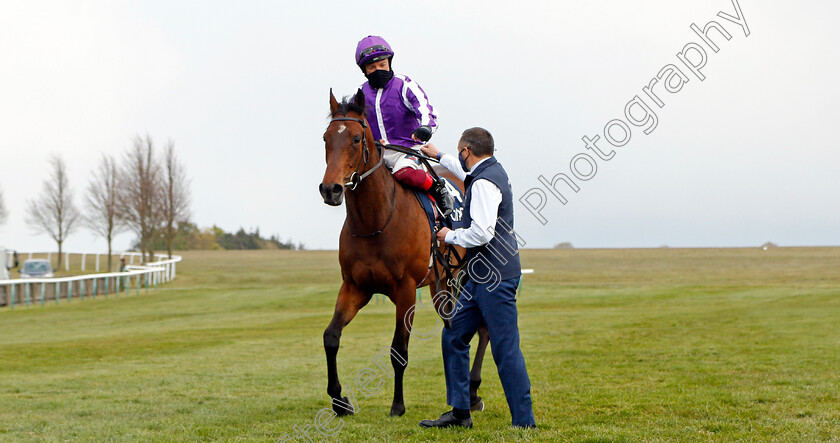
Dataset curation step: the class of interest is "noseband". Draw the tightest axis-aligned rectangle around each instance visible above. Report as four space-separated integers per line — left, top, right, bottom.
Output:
330 116 384 191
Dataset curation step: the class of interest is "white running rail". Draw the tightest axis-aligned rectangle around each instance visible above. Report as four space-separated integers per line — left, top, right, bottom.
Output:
0 251 181 309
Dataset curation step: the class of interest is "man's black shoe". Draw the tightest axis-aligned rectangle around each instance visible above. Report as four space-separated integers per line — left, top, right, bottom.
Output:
418 410 472 429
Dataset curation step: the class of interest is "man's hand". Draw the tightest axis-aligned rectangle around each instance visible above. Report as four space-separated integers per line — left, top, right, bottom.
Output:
436 227 451 244
421 143 441 160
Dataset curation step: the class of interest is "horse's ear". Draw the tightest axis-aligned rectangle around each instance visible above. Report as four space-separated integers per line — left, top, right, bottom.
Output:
354 88 365 112
329 88 339 114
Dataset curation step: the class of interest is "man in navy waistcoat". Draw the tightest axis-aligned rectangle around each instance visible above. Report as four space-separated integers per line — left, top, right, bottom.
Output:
418 127 535 429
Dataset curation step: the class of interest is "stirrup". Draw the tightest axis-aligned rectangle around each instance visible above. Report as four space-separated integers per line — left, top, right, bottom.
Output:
438 201 454 219
433 179 455 219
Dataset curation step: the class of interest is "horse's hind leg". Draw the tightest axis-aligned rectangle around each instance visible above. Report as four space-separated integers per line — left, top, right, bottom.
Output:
324 282 371 416
469 323 490 412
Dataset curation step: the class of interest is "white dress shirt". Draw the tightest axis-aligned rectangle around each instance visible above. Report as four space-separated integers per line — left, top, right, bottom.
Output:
438 155 503 248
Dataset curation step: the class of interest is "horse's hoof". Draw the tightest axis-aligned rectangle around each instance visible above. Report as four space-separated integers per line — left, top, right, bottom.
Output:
389 404 406 417
470 398 484 412
332 397 355 416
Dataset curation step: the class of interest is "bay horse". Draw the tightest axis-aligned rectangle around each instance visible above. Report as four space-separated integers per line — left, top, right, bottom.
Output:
319 89 490 417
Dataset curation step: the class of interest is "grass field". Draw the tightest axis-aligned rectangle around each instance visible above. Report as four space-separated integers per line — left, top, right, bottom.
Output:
1 248 839 442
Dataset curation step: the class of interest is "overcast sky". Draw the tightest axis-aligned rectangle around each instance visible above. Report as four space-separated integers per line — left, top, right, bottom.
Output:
1 0 837 252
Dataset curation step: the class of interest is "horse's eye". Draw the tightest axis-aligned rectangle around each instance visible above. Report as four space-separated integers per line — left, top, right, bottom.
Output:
353 135 362 144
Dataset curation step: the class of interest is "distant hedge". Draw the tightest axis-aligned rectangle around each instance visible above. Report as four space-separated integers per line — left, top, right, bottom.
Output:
135 222 303 251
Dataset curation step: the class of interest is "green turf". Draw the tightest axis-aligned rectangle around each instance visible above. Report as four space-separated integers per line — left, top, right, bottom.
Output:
1 248 839 442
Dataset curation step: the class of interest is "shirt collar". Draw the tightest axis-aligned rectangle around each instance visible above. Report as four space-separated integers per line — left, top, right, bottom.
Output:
467 157 491 175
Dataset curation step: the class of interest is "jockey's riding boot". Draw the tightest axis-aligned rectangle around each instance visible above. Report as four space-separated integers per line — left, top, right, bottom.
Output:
431 178 455 218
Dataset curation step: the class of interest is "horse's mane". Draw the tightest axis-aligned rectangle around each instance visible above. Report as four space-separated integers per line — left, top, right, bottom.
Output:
331 96 366 118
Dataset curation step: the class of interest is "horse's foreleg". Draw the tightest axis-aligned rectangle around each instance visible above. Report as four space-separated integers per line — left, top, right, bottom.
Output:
388 285 416 417
469 323 490 412
324 282 370 416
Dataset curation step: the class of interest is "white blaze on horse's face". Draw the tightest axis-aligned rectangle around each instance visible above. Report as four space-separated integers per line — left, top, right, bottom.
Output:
337 125 346 134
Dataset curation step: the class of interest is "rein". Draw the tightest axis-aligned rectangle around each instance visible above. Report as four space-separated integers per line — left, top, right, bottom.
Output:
378 142 449 199
379 143 441 164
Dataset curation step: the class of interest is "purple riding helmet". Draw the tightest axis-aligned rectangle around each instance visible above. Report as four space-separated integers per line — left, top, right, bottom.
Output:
355 35 394 71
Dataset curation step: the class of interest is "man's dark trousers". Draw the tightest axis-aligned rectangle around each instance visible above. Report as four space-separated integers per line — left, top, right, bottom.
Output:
441 276 535 427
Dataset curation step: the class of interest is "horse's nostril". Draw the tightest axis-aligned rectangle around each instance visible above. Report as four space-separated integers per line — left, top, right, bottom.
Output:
331 184 343 195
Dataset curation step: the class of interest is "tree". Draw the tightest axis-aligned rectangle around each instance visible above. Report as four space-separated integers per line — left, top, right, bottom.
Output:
138 222 220 251
160 140 191 258
0 183 8 227
83 155 125 271
213 226 298 250
119 135 163 263
25 155 80 268
134 223 301 251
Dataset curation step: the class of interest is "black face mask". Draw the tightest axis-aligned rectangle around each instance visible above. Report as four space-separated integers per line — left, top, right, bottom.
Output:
366 69 394 89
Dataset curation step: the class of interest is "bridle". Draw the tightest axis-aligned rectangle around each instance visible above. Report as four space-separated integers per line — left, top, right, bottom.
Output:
329 116 384 191
328 115 395 237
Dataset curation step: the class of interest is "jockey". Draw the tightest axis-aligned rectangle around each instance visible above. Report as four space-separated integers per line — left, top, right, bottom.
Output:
355 35 456 217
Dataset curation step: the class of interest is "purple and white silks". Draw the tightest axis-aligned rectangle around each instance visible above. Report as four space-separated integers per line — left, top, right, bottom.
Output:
358 73 437 149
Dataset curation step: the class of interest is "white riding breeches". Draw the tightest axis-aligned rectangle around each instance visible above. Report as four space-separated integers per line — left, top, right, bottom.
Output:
384 149 429 172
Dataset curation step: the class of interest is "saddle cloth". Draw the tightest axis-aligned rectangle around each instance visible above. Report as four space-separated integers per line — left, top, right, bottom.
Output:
414 178 467 232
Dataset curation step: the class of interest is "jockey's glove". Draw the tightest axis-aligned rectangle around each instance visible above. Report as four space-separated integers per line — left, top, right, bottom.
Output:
412 125 433 142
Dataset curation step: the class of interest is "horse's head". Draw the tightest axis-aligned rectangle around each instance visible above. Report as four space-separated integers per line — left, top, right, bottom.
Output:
320 89 373 206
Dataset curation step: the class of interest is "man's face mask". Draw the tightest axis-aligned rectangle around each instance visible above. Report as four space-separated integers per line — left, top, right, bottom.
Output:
459 148 470 173
366 69 394 89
